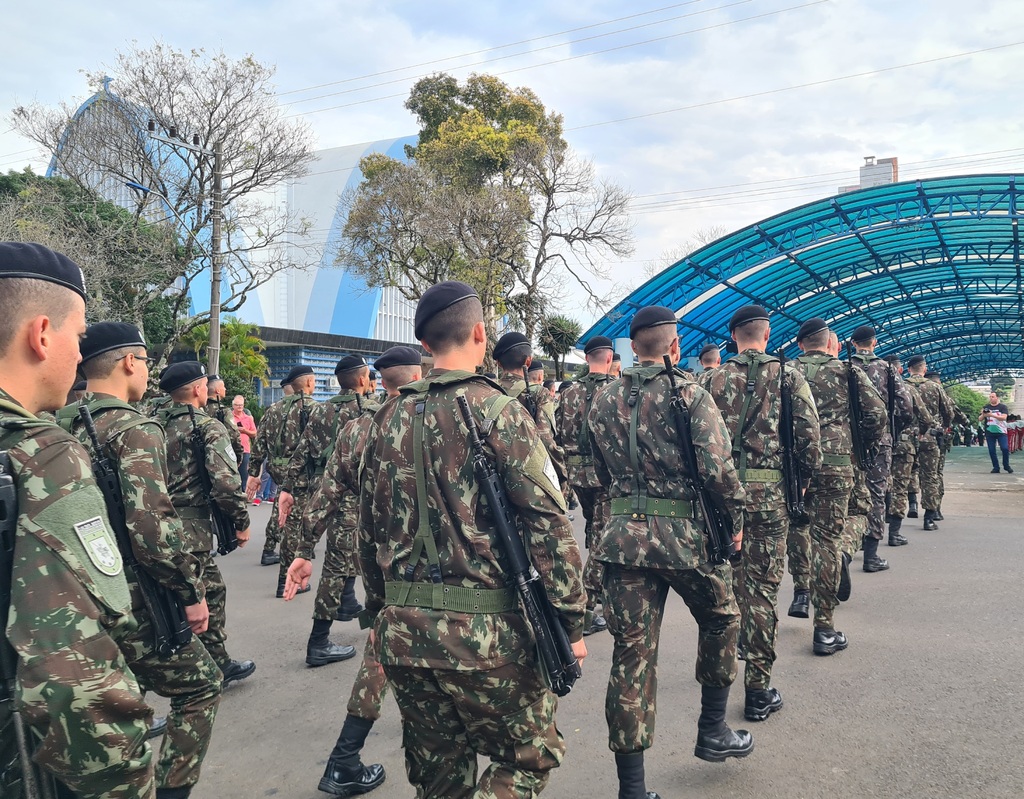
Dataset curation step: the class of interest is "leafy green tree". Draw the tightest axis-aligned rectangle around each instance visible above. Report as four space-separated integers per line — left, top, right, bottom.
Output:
537 315 583 380
945 382 986 422
990 374 1014 401
177 316 268 403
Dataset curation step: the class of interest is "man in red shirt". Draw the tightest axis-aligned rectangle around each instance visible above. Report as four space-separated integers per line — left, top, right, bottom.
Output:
232 395 258 486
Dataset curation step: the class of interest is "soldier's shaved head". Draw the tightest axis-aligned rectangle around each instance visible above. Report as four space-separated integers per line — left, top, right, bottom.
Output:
420 296 484 356
732 319 769 345
0 278 79 358
381 365 421 393
632 325 678 360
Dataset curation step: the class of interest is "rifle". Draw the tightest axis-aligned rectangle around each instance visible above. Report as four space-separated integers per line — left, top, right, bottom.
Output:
0 451 45 799
456 395 581 697
78 407 192 658
187 406 238 556
886 362 901 443
845 342 874 468
521 366 538 422
662 355 737 564
778 352 808 524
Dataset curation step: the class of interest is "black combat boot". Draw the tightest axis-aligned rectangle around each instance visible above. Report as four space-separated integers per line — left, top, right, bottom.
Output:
277 575 311 598
261 550 280 566
922 510 938 531
307 619 357 667
744 687 783 722
861 537 889 572
694 685 754 762
147 715 167 740
221 659 256 687
319 715 386 797
614 751 660 799
155 788 191 799
336 577 364 621
812 627 848 656
907 493 919 518
934 507 945 521
583 609 608 636
787 589 810 619
887 516 908 546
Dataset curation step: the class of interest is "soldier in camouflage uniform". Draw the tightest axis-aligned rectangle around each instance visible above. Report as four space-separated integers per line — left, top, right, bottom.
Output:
0 243 155 799
58 323 222 799
930 371 974 514
494 331 570 498
588 305 750 799
205 375 243 465
245 365 317 596
249 378 293 567
792 319 885 655
610 352 622 379
849 325 913 572
704 305 821 721
158 362 255 690
906 357 953 531
280 356 372 667
358 282 587 799
555 335 616 638
697 343 721 380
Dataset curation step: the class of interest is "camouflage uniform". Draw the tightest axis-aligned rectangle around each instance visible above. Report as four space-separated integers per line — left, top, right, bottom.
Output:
792 355 885 628
160 404 250 670
298 393 372 620
589 364 745 751
889 382 936 519
249 399 285 556
499 374 570 497
205 399 244 464
358 370 585 798
58 394 223 793
555 372 614 618
906 376 949 513
704 351 821 690
850 353 913 540
844 469 871 557
0 390 155 799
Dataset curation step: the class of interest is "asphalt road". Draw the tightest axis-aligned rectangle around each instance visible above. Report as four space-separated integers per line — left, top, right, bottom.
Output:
173 445 1024 799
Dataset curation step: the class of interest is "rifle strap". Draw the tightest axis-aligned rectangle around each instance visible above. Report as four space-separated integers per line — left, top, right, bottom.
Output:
398 395 443 607
627 376 649 517
733 356 762 475
576 374 605 460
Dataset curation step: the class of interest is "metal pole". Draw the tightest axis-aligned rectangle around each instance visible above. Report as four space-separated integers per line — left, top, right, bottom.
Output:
208 140 223 376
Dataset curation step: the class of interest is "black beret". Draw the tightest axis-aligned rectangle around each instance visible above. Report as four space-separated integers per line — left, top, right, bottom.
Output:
584 336 614 355
284 365 314 384
279 376 290 387
851 324 876 344
728 304 770 333
925 370 940 378
907 355 926 368
528 360 545 373
374 346 421 370
206 374 223 383
483 372 497 380
0 242 87 301
334 354 365 375
883 355 901 364
159 361 206 392
72 379 87 392
612 352 621 362
79 322 146 364
414 281 478 339
796 317 828 343
698 343 720 359
493 332 530 360
629 306 678 338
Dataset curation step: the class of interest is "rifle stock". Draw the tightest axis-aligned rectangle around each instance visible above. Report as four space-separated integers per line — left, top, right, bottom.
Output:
846 343 874 468
778 352 808 524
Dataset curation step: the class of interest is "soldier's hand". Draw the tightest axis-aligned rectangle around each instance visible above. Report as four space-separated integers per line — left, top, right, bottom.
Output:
245 476 261 501
571 639 588 666
284 558 312 600
236 527 251 548
278 491 294 526
185 599 210 634
732 528 744 550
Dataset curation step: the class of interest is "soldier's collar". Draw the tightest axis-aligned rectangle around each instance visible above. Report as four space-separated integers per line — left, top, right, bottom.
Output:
330 392 359 404
0 387 32 418
400 369 498 394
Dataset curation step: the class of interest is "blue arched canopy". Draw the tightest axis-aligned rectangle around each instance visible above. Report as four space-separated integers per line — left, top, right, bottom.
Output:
584 174 1024 380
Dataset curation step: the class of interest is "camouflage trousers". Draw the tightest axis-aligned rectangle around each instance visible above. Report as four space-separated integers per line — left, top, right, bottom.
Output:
864 446 893 541
732 506 787 690
264 494 282 553
121 574 222 790
279 491 309 587
314 522 358 621
195 550 231 668
937 446 948 505
602 563 738 752
346 635 390 721
887 438 916 519
384 660 563 799
573 485 608 611
786 522 811 592
843 468 870 557
804 471 853 630
917 440 942 511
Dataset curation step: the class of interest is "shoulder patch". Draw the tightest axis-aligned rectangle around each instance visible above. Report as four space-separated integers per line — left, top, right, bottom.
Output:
73 516 122 576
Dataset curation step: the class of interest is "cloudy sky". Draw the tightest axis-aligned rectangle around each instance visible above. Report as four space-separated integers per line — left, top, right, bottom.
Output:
3 0 1022 327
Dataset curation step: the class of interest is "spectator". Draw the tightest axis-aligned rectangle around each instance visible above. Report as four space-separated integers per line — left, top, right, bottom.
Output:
979 392 1013 474
232 394 257 485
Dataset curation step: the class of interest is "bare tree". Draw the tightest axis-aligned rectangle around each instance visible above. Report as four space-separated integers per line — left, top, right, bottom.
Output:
11 42 317 370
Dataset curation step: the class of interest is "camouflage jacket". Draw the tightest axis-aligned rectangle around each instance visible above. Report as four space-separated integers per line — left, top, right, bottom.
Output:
160 404 249 552
588 363 746 568
59 393 204 606
555 371 614 489
205 399 244 462
901 380 938 443
300 397 379 560
249 393 317 491
696 367 716 391
794 352 886 473
850 352 914 447
498 374 569 494
704 350 822 511
0 389 155 799
284 392 361 495
358 370 585 670
906 376 953 432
